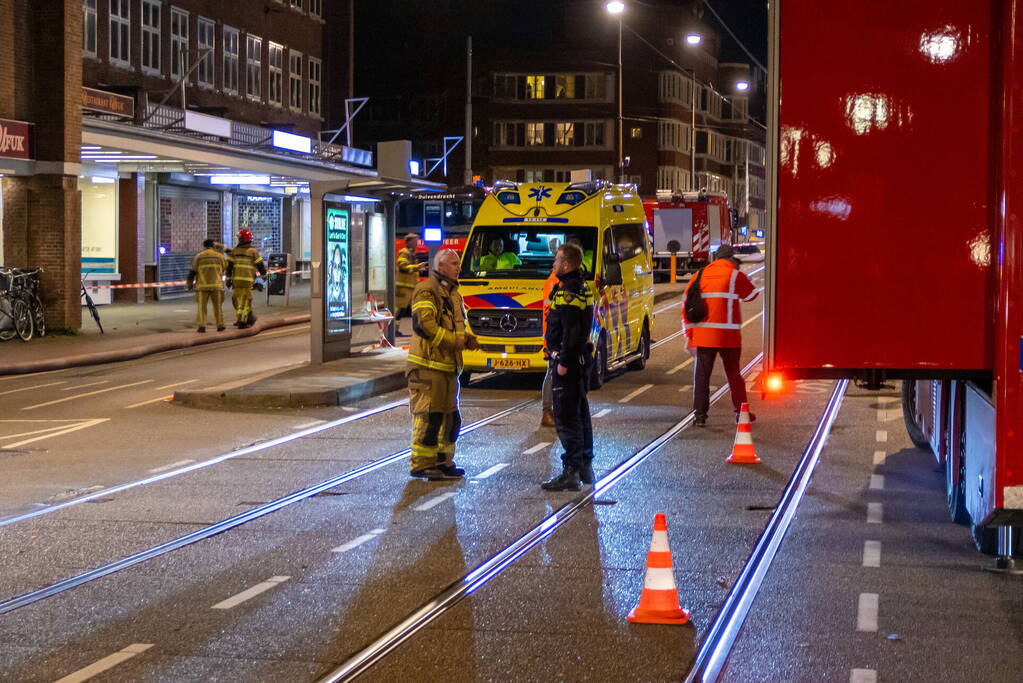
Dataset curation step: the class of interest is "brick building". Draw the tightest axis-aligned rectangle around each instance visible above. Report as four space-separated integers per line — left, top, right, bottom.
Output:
356 0 768 236
0 0 428 330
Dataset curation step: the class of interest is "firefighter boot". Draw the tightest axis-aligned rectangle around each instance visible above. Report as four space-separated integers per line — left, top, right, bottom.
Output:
541 466 581 491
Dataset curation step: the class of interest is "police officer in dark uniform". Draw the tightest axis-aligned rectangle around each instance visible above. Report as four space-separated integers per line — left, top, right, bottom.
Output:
541 242 596 491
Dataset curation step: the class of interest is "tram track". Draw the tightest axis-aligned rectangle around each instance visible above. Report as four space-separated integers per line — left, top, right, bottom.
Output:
0 399 534 616
319 356 776 682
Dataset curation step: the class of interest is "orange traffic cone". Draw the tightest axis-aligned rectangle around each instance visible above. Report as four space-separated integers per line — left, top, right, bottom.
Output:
627 513 690 625
727 402 761 464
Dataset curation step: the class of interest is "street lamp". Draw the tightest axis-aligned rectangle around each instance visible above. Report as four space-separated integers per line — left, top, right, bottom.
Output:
685 33 702 45
683 33 701 190
606 2 625 182
735 80 750 92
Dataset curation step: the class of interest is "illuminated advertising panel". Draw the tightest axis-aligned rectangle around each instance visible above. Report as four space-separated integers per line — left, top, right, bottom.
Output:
325 206 350 335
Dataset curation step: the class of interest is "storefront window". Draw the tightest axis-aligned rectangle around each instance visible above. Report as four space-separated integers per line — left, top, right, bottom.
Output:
79 176 119 283
234 195 282 254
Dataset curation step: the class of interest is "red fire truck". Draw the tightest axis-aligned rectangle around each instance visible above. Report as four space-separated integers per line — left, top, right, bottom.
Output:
642 190 736 279
768 0 1022 560
394 186 485 270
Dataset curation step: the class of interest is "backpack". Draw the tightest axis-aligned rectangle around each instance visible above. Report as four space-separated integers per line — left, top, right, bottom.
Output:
684 268 708 323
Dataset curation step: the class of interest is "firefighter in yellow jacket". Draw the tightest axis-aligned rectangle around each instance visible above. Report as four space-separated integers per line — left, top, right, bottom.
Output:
187 239 227 333
226 229 267 329
407 249 479 480
395 232 426 336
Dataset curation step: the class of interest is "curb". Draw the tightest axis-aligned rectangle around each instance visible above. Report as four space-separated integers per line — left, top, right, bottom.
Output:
173 368 407 409
0 313 311 376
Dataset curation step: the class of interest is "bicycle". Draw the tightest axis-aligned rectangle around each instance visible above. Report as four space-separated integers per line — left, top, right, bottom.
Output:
10 267 46 338
0 269 33 342
81 272 104 334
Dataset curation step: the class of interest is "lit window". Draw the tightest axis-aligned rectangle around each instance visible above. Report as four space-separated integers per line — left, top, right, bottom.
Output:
555 75 575 99
197 18 215 86
109 0 130 66
526 122 545 146
555 123 574 146
268 43 284 105
141 0 160 73
223 27 240 94
170 8 189 80
83 0 97 56
630 127 642 139
585 74 606 99
308 57 322 116
247 34 262 100
526 75 545 99
289 51 303 111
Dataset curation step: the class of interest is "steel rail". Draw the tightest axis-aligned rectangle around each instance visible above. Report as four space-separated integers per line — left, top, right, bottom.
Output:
0 400 534 616
0 398 409 528
319 354 765 682
683 378 848 683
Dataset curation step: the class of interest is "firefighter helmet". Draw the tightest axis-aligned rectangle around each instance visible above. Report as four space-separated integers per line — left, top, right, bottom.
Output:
238 229 253 243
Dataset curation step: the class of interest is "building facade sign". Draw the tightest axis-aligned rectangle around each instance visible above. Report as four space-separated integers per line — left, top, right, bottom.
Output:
0 119 33 160
82 87 135 119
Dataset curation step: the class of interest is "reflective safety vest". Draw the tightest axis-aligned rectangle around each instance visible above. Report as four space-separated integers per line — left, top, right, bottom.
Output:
190 248 226 291
479 251 521 270
408 273 468 374
228 244 264 289
396 247 420 290
681 258 759 348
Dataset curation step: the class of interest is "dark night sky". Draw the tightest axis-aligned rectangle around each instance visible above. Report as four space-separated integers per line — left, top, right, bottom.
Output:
704 0 768 67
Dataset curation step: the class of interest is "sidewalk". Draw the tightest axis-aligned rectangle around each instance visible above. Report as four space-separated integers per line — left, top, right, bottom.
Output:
173 283 689 410
0 284 311 376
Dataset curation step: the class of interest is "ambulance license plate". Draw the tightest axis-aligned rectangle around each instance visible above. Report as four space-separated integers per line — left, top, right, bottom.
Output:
491 358 529 370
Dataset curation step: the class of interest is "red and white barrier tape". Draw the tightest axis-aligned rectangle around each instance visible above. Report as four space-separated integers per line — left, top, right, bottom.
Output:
84 268 309 290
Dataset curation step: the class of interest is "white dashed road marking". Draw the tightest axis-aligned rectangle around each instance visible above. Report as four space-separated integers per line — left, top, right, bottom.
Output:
857 593 879 632
1 418 109 449
54 643 154 683
863 540 881 568
620 384 653 403
523 442 552 455
155 379 198 390
473 463 509 480
0 380 65 396
149 459 196 474
23 380 153 411
212 576 290 609
875 430 888 443
869 474 885 489
332 529 386 553
850 669 878 683
61 380 108 391
873 450 886 466
666 359 693 375
414 491 457 511
867 502 883 524
295 419 327 429
593 408 611 418
124 395 172 409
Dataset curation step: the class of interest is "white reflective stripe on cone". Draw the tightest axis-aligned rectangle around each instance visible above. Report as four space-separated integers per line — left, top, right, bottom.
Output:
643 567 678 591
734 433 754 445
650 531 671 553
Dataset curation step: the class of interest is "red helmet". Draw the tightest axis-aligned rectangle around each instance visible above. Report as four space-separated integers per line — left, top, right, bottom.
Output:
238 229 253 243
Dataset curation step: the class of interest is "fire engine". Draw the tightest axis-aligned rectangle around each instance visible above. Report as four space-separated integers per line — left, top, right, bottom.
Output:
642 190 736 280
767 0 1022 562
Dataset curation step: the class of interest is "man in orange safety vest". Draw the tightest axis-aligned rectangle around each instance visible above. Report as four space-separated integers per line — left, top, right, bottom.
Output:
681 244 759 427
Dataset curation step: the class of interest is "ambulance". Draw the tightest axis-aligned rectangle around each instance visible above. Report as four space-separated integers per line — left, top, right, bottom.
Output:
458 180 655 388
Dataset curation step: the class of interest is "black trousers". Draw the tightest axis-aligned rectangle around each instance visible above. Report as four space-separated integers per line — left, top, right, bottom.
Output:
552 367 593 470
693 346 748 418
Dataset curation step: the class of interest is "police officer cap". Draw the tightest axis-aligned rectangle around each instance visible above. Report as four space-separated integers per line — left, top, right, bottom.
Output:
714 244 736 260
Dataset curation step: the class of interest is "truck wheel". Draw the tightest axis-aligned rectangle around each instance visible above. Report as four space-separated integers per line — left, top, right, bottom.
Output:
627 322 650 371
590 335 607 390
901 380 931 452
971 521 1000 556
947 422 969 525
458 371 472 387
